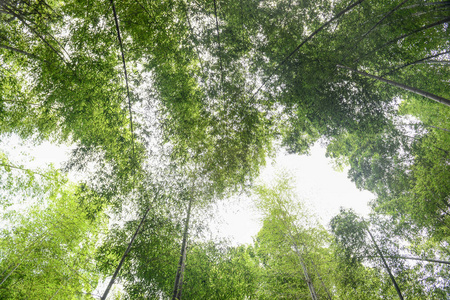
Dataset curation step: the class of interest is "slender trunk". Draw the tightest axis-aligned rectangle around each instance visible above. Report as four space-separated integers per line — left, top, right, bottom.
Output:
60 258 96 290
0 4 66 63
442 199 450 209
2 0 40 27
300 259 319 300
337 65 450 107
291 242 319 300
383 50 450 76
404 135 450 156
401 2 450 10
172 198 193 300
416 60 450 64
176 247 187 299
358 0 410 41
213 0 224 91
0 99 41 106
276 201 319 300
0 44 47 62
0 262 22 285
395 123 450 133
0 162 54 180
428 124 450 133
0 230 49 285
3 0 46 21
109 0 135 165
182 1 205 76
49 276 71 300
365 225 404 300
367 255 450 265
134 0 151 16
311 259 332 300
431 145 450 156
251 0 366 99
357 17 450 62
49 285 64 300
100 195 157 300
2 0 69 57
0 9 14 16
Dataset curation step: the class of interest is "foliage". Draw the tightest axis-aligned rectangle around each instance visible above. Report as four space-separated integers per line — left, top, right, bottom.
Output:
331 208 450 299
253 173 334 299
1 0 449 298
0 158 103 299
182 242 258 299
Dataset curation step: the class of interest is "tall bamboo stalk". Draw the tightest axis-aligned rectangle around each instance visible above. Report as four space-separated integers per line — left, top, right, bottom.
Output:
172 197 193 300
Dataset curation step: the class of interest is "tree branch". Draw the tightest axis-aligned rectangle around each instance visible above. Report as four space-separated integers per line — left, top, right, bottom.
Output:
365 224 404 300
100 191 159 300
108 0 135 167
250 0 367 102
383 50 450 76
357 17 450 63
337 64 450 107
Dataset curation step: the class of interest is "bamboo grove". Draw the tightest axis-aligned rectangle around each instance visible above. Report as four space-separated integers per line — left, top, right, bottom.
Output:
0 0 449 298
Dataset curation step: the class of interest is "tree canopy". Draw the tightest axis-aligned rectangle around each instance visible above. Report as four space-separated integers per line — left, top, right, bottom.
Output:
1 0 449 298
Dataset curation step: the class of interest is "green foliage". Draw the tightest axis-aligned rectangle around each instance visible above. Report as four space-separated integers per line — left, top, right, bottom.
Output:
96 211 181 299
183 242 258 299
330 209 450 299
0 149 64 210
253 173 334 299
330 208 367 264
0 160 103 299
326 96 450 242
1 0 449 298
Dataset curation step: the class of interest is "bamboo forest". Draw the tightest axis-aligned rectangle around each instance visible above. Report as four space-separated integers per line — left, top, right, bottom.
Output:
1 0 450 298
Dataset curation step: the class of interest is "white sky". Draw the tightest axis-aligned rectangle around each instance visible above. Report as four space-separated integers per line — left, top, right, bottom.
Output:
1 136 373 246
1 135 70 169
212 143 374 245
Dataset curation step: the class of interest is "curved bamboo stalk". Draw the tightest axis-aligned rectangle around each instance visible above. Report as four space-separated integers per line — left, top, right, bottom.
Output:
337 65 450 107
